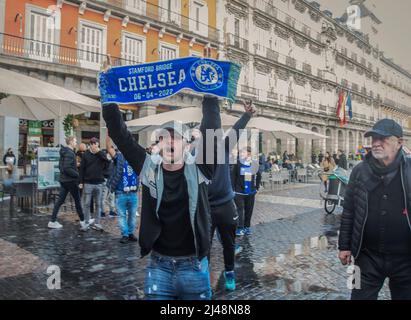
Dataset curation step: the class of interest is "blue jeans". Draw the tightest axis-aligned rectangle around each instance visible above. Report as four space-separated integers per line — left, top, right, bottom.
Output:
115 191 138 237
144 253 212 300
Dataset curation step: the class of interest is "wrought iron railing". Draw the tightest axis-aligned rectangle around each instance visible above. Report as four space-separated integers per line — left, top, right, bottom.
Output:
0 32 142 71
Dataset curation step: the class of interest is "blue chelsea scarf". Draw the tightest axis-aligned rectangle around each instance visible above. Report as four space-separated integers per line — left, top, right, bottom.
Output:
98 57 241 104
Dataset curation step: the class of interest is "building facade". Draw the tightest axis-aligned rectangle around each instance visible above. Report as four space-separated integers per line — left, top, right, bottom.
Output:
0 0 218 158
218 0 411 161
1 0 411 164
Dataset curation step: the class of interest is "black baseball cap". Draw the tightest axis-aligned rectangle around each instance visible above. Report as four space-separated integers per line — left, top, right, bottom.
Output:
364 119 403 138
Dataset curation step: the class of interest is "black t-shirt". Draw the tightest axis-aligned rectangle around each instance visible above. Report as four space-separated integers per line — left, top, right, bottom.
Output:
152 166 196 256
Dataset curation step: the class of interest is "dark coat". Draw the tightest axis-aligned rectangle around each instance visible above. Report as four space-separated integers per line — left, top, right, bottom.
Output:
59 146 79 183
338 151 411 258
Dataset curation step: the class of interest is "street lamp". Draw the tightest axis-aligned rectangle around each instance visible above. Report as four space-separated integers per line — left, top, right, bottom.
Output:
125 110 133 121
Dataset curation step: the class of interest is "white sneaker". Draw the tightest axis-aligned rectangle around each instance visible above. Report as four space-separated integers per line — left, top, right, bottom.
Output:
79 221 89 231
48 221 63 229
88 218 95 225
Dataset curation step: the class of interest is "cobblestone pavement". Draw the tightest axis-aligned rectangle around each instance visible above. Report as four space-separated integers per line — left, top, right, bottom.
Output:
0 183 390 300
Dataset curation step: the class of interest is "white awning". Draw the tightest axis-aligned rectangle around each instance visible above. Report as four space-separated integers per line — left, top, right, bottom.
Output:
0 67 100 120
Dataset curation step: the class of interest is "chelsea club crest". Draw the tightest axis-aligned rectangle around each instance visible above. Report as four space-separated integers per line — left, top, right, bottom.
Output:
190 59 224 91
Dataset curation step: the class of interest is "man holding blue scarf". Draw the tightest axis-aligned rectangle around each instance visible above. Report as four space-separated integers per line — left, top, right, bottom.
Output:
106 136 139 244
100 56 240 300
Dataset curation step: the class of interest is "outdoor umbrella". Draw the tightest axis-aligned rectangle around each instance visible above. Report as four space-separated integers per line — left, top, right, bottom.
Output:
248 117 326 140
126 107 239 131
127 108 326 141
0 67 100 120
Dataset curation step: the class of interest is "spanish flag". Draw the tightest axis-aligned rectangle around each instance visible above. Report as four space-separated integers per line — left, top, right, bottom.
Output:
336 90 347 127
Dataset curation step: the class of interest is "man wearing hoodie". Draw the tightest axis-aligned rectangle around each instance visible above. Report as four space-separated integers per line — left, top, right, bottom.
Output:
207 100 255 291
48 136 88 231
103 96 218 300
79 137 110 231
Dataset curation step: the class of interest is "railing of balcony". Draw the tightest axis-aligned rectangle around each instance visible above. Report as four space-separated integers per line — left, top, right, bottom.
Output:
226 33 249 51
253 44 323 79
253 0 321 42
0 32 135 71
241 85 258 96
100 0 219 42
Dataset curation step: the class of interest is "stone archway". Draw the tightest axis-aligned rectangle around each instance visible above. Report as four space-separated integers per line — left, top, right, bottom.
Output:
358 132 364 147
348 131 355 154
326 128 332 153
311 127 320 154
338 130 344 152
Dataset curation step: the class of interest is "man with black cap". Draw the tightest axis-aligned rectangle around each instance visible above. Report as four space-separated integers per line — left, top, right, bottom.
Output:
103 97 218 300
338 119 411 300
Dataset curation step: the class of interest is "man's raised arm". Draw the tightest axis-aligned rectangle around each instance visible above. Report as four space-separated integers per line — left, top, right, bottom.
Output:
224 100 256 153
198 96 221 180
102 104 146 175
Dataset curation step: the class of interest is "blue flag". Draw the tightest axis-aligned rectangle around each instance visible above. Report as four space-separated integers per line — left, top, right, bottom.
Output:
345 92 352 120
98 57 241 105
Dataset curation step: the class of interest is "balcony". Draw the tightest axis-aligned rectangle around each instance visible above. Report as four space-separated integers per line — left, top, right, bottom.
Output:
241 85 258 96
226 33 249 52
0 33 133 71
91 0 219 42
286 56 297 69
254 0 277 17
267 91 278 101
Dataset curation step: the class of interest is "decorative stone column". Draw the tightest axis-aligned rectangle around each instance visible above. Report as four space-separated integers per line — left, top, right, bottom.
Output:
53 116 65 146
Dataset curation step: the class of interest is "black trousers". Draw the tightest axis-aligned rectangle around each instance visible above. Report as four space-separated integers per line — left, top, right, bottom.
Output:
234 193 256 229
51 181 84 222
351 248 411 300
256 172 262 190
210 200 238 272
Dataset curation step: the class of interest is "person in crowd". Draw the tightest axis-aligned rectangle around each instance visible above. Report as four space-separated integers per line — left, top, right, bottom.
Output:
106 136 139 244
3 148 16 166
337 149 348 170
311 151 317 165
79 137 110 231
271 159 280 173
339 119 411 300
48 136 88 231
318 151 324 164
207 100 255 291
232 146 259 237
295 159 304 169
256 153 265 191
101 151 117 218
282 150 289 163
103 96 218 300
76 143 87 168
320 152 336 192
332 151 339 166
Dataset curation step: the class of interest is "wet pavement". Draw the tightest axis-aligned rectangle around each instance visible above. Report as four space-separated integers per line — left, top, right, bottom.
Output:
0 183 390 300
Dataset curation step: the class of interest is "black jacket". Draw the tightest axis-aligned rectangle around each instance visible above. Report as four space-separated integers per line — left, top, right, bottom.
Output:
338 153 348 170
59 146 79 183
79 150 110 184
338 151 411 258
208 112 251 206
103 98 218 259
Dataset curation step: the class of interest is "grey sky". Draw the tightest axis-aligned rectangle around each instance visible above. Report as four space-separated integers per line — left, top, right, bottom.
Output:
316 0 411 73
